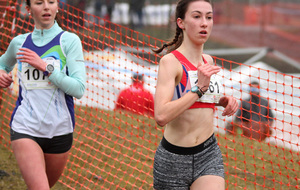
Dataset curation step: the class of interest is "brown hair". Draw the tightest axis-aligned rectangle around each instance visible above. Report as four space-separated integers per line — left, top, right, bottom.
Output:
152 0 213 54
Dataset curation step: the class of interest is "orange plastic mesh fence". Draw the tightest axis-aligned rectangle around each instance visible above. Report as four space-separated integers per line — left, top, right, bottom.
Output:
0 1 299 190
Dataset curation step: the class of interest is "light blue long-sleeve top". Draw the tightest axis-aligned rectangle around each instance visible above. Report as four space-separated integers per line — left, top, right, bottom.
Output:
0 22 86 138
0 21 86 99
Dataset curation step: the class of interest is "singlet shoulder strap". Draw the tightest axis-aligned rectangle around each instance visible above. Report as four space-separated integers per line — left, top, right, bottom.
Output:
172 50 196 70
172 50 208 69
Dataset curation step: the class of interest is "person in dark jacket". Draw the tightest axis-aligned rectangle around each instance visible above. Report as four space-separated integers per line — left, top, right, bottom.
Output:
229 81 274 141
129 0 146 29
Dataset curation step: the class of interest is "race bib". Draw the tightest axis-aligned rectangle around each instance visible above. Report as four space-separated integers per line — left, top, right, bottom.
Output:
188 70 222 103
21 57 60 90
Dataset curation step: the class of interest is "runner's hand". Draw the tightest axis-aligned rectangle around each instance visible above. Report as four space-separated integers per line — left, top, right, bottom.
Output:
17 48 47 71
197 64 220 91
219 96 239 116
0 71 13 88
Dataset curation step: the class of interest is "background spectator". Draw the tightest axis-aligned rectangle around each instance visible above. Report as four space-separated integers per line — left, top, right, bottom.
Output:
68 0 86 27
105 0 115 21
115 73 154 116
94 0 103 24
228 81 274 141
129 0 146 29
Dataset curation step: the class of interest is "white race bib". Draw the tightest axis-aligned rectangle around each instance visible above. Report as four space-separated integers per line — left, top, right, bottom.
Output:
21 57 60 90
188 70 222 103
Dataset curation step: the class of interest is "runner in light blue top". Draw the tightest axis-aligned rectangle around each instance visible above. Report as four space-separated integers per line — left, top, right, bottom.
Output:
0 21 86 138
0 0 86 189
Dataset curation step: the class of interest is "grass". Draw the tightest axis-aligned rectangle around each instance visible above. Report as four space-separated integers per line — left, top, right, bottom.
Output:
0 93 299 189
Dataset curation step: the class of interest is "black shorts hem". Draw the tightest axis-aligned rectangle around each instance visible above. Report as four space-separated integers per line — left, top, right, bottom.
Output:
10 128 73 154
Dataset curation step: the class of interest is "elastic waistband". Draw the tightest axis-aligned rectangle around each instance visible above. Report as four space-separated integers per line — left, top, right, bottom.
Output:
161 133 216 155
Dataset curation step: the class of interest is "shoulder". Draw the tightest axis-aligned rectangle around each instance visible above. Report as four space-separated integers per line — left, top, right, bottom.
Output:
120 87 130 93
142 87 153 94
242 98 251 106
7 33 30 50
118 87 132 97
260 97 269 105
158 52 182 74
61 31 82 43
202 54 214 65
60 32 83 52
159 52 181 67
11 33 30 43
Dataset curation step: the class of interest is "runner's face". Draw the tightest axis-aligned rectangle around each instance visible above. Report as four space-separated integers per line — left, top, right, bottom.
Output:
178 1 213 45
27 0 58 29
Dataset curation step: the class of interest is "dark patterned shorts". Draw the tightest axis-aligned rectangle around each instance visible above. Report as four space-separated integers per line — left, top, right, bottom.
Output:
153 134 224 190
